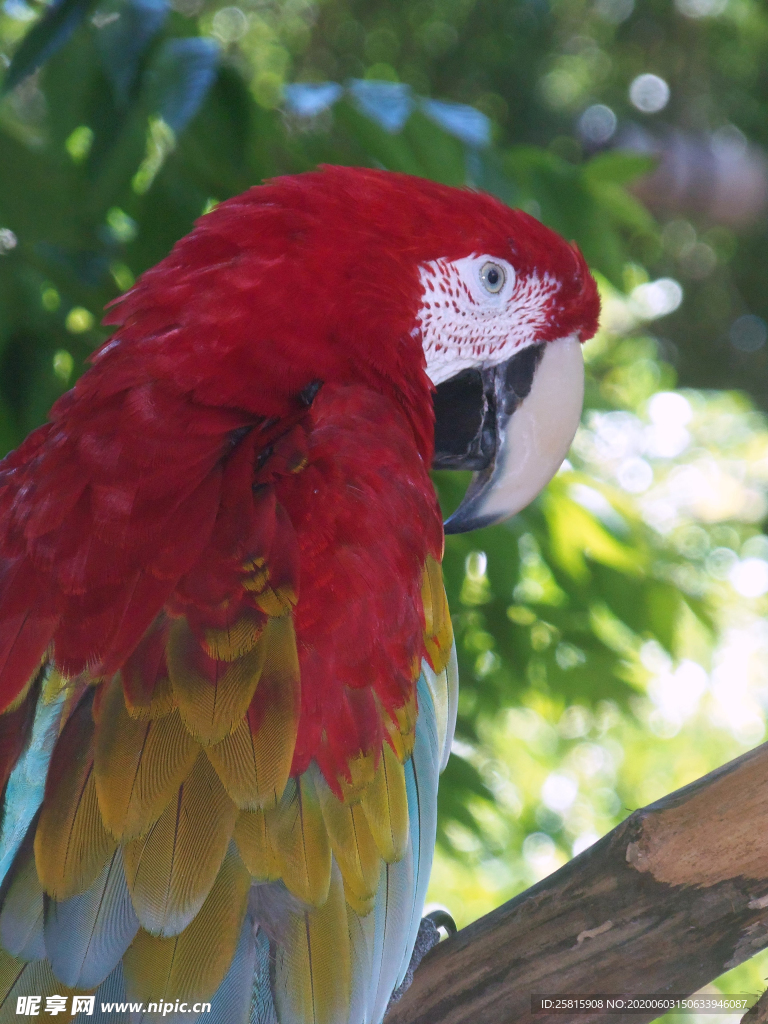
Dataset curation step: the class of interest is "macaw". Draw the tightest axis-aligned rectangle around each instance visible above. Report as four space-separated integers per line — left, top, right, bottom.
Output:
0 166 599 1024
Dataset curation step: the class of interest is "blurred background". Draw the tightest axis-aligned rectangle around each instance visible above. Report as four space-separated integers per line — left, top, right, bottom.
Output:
2 0 768 1009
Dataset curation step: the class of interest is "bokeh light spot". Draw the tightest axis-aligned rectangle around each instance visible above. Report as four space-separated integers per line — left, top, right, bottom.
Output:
4 0 35 21
729 314 767 353
65 307 94 333
542 773 578 812
594 0 634 22
742 535 768 561
631 278 683 319
578 104 617 145
523 832 556 869
679 242 716 280
52 350 74 383
617 456 653 493
110 263 135 292
0 229 17 254
65 125 93 163
106 208 138 244
41 286 60 311
729 558 768 598
253 70 284 109
629 74 670 113
572 832 599 856
675 0 727 17
648 391 692 428
211 6 248 44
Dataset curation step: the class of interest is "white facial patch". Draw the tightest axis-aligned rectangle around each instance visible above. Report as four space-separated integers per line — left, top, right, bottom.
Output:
417 254 561 385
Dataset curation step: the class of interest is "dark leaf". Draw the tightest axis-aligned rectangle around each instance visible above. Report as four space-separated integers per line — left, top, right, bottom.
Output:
2 0 98 95
95 0 169 105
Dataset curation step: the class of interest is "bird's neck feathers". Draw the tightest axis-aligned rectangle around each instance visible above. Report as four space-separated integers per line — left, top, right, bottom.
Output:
95 172 437 463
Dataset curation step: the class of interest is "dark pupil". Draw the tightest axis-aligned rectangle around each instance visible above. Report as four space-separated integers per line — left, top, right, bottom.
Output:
487 268 499 286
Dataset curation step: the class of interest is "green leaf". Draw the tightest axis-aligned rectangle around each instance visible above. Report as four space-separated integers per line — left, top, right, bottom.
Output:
645 581 682 653
542 491 646 581
582 150 658 186
588 180 657 234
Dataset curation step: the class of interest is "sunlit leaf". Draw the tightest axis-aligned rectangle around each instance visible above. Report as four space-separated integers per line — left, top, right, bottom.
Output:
542 490 646 581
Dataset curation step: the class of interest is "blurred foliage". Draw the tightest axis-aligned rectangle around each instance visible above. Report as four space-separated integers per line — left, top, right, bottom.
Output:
3 0 768 1007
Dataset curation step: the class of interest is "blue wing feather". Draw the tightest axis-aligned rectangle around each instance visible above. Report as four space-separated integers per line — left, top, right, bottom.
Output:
353 645 457 1024
0 685 64 887
44 848 139 989
249 928 278 1024
207 913 258 1024
395 673 440 990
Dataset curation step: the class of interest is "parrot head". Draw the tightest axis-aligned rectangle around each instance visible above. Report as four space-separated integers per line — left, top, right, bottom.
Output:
414 201 599 533
103 164 599 533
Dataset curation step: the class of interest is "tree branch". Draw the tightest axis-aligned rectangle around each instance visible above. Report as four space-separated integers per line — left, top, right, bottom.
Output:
386 740 768 1024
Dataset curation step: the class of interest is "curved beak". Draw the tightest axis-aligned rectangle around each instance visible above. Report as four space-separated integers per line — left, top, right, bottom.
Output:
433 336 584 534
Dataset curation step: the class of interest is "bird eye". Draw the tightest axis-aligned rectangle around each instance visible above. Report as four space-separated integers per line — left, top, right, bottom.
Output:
480 261 506 294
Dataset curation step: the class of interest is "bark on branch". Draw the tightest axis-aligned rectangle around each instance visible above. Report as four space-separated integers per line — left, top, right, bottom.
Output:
386 740 768 1024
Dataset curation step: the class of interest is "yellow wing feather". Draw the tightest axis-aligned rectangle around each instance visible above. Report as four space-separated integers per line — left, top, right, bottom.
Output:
167 616 265 746
360 743 410 863
123 845 250 1006
123 672 175 721
264 774 331 907
202 609 265 663
254 614 301 797
314 768 380 904
35 701 117 901
422 554 453 674
336 751 377 804
205 613 300 809
274 860 351 1024
233 809 281 881
381 689 418 762
94 676 200 842
122 753 237 937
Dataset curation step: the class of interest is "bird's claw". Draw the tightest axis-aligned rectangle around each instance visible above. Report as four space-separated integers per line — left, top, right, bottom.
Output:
386 909 457 1011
